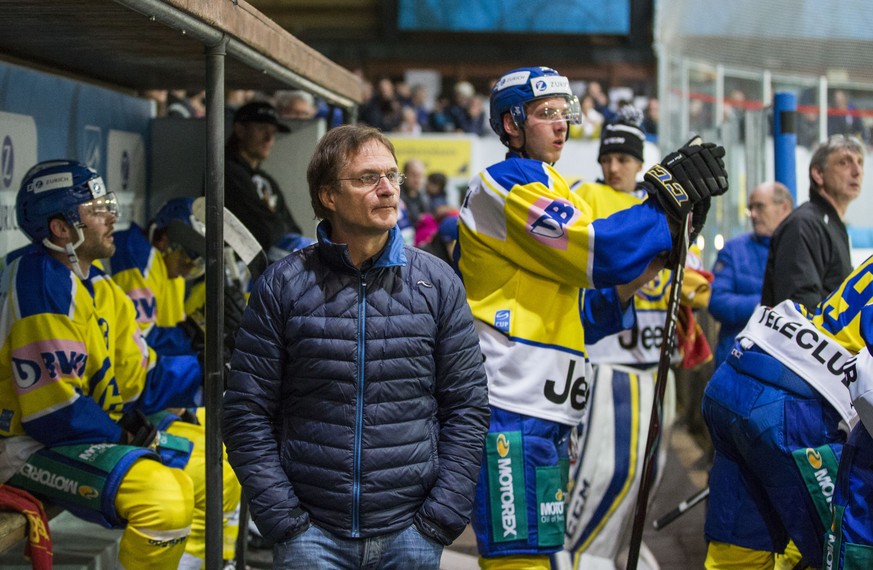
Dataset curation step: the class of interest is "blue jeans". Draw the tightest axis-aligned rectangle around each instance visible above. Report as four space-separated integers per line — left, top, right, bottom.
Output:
272 523 443 569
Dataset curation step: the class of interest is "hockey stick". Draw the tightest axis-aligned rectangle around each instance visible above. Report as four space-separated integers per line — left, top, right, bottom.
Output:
626 144 699 568
191 196 268 281
652 486 709 530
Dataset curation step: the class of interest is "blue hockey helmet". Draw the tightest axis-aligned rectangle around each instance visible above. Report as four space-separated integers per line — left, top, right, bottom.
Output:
150 197 204 236
148 197 207 265
489 66 582 144
17 159 115 243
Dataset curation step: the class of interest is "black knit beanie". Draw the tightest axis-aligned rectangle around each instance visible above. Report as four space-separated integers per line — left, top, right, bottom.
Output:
598 106 646 162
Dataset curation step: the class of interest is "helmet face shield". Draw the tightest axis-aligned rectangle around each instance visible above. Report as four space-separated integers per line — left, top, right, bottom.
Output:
525 96 582 125
79 191 118 219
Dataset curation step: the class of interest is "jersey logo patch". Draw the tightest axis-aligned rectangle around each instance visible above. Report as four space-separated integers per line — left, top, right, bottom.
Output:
528 197 578 249
495 310 510 332
12 340 88 391
0 409 13 431
128 288 157 324
485 431 528 542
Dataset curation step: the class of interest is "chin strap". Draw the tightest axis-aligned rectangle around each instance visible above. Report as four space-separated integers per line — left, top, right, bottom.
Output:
503 122 530 159
508 148 528 159
42 225 88 280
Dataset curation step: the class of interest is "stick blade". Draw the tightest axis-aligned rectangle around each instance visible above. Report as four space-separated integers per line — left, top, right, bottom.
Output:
192 196 268 279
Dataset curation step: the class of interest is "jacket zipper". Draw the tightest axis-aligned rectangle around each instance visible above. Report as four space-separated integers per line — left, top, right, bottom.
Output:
352 275 366 537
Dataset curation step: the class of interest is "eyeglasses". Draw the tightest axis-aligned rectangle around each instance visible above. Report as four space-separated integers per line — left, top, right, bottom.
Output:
80 192 119 217
746 202 768 213
336 172 406 188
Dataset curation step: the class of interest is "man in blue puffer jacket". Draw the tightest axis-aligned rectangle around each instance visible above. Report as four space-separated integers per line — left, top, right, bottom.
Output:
709 181 793 365
222 124 490 569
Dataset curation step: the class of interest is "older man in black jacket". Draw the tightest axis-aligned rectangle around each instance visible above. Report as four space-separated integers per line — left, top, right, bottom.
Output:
761 135 863 308
223 125 489 569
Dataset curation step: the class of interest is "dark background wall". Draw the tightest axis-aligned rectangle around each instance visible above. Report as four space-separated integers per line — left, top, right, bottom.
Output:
249 0 656 95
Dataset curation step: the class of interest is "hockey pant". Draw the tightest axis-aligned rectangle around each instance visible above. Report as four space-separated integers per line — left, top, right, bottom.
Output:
702 345 844 567
472 406 571 566
10 440 192 569
824 422 873 569
10 417 240 569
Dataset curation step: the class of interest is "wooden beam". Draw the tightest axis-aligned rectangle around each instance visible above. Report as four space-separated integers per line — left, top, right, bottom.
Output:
159 0 363 103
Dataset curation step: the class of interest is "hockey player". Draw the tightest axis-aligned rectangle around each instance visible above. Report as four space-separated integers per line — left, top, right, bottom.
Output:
0 160 239 569
107 197 245 359
106 196 246 561
459 66 728 568
563 108 713 569
819 255 873 569
107 197 206 356
828 341 873 569
702 253 873 568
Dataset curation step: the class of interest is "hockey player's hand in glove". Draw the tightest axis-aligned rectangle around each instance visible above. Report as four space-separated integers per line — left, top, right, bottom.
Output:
179 315 206 354
118 409 159 449
643 139 728 240
689 197 710 246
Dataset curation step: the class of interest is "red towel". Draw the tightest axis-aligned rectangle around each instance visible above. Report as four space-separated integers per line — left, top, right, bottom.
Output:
677 305 713 369
0 485 52 569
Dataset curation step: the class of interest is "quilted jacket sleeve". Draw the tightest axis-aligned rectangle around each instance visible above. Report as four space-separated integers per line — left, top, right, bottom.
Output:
222 264 309 542
413 258 490 545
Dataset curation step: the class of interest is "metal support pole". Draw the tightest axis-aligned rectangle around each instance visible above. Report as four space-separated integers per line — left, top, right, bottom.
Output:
654 45 668 150
715 64 725 129
818 76 829 146
773 91 798 202
680 59 690 150
205 36 228 570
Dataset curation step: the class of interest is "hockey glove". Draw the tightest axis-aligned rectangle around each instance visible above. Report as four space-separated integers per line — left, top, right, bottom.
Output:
690 196 711 245
179 315 206 355
117 409 159 449
644 141 728 224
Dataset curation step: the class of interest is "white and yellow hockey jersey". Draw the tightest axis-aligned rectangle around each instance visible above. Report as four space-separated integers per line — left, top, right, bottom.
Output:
0 246 202 480
574 181 710 366
458 156 673 425
736 255 873 434
107 224 191 356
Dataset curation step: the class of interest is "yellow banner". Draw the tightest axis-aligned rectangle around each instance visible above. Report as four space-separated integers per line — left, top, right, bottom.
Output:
390 137 472 177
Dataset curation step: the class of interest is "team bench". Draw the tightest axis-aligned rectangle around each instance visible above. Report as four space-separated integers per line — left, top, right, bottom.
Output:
0 502 63 556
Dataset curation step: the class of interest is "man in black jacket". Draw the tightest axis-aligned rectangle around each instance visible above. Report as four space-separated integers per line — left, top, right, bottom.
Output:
225 100 301 250
223 125 489 569
761 135 863 308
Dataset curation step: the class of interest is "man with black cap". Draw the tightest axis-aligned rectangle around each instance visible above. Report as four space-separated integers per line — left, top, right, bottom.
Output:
226 100 302 251
595 106 647 194
563 106 714 569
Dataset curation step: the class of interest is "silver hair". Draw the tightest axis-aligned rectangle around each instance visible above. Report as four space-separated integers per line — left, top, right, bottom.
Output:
809 134 865 193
